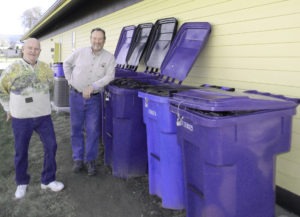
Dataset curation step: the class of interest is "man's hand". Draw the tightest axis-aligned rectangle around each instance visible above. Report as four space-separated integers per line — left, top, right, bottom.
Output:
82 85 94 99
6 112 11 121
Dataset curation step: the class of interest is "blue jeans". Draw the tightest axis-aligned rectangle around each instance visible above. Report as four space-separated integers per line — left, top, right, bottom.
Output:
69 89 102 162
12 115 57 185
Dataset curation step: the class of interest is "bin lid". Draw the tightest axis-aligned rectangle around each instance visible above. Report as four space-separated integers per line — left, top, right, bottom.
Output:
160 22 211 82
110 22 211 89
114 25 136 65
170 88 298 112
144 17 178 69
126 23 154 67
141 83 198 97
108 78 161 94
109 78 151 90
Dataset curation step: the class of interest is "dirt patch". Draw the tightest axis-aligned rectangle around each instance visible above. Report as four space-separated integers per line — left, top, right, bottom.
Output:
0 111 185 217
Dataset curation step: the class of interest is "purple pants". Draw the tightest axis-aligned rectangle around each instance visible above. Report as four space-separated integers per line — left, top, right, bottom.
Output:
12 115 57 185
69 89 102 162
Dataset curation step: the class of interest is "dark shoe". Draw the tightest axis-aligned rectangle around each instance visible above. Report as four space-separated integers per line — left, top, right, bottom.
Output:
72 160 84 173
86 161 96 176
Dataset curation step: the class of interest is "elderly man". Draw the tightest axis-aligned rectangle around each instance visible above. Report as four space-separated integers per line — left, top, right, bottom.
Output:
0 38 64 199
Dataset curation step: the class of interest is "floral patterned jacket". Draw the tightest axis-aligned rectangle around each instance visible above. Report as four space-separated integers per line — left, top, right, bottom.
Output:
0 59 54 118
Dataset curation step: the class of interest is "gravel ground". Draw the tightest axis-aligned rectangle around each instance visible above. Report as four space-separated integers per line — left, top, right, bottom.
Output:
0 109 298 217
0 111 185 217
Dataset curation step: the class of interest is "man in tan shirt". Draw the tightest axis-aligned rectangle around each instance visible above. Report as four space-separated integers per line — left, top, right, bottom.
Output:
63 28 116 176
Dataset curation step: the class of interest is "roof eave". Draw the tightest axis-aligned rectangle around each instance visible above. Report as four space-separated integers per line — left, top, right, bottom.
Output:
21 0 72 40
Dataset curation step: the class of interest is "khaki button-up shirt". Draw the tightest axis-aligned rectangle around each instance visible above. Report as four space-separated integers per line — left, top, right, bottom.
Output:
63 47 116 93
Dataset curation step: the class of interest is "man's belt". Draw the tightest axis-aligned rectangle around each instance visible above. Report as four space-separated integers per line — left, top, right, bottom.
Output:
69 85 100 96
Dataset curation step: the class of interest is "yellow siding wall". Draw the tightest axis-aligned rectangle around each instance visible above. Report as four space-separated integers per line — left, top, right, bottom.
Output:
40 0 300 195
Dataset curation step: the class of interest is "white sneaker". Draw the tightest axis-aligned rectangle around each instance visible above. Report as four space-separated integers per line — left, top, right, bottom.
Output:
15 185 28 199
41 181 64 192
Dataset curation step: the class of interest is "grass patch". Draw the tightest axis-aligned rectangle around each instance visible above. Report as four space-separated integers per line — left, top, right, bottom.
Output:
0 107 186 217
0 110 75 217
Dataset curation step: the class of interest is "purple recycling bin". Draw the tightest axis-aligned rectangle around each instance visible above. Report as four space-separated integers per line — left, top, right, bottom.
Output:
105 78 167 178
138 90 186 210
52 62 64 77
107 83 151 178
53 62 69 107
169 88 298 217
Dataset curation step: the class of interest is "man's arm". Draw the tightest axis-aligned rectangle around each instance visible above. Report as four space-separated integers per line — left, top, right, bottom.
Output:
0 63 14 114
63 51 77 83
92 55 116 90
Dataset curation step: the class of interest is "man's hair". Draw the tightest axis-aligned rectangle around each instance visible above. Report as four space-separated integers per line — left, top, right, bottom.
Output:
90 28 106 40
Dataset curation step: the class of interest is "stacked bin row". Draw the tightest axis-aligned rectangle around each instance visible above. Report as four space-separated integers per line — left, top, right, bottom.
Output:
104 21 212 210
139 86 298 216
103 17 179 168
103 17 179 170
138 85 234 210
103 18 299 217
